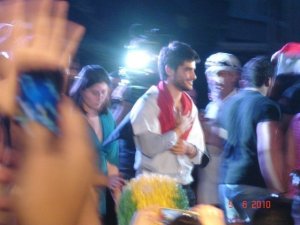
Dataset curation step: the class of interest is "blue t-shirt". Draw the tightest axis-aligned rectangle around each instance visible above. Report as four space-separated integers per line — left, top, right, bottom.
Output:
218 90 281 187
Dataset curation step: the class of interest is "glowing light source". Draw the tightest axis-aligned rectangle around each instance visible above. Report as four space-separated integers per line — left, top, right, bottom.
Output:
125 50 152 70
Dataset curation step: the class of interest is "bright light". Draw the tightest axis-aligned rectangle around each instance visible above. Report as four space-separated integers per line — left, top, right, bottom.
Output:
125 50 152 70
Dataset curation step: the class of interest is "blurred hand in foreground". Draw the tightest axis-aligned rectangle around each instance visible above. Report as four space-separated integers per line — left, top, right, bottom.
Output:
13 99 99 225
0 0 85 115
191 204 226 225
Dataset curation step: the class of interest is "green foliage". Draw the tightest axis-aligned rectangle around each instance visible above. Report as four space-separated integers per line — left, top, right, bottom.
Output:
173 185 189 210
117 188 137 225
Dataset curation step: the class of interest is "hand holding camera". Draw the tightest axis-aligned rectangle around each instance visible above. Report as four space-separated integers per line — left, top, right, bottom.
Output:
130 205 225 225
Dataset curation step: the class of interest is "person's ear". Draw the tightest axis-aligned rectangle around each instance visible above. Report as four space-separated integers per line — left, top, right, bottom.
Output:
165 65 174 77
264 77 271 87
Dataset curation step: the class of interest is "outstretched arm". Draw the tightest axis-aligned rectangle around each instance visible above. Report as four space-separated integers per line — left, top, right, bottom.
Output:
257 121 287 193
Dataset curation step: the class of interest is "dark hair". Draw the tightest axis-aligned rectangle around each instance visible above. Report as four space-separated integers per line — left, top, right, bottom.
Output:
158 41 200 80
242 56 274 88
269 74 300 101
69 65 111 114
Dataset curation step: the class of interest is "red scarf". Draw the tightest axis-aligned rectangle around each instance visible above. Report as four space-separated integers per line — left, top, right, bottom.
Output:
157 81 193 140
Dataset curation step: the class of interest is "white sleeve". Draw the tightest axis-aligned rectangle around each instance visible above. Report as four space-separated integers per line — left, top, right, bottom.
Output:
187 104 209 166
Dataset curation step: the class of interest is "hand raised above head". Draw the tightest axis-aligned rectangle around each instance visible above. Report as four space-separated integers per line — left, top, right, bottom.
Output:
0 0 85 115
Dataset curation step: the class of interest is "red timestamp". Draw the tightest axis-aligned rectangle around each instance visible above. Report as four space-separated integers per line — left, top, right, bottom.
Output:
228 200 271 209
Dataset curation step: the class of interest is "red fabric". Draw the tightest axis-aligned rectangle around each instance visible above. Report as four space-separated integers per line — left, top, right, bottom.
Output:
272 42 300 61
157 81 193 140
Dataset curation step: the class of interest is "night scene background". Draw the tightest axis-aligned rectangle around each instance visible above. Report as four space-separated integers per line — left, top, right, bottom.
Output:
68 0 300 108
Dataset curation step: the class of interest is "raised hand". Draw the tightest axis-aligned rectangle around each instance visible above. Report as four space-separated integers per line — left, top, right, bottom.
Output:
13 100 97 225
0 0 85 115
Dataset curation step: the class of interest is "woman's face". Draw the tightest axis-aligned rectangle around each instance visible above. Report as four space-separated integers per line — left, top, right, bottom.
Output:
81 82 109 112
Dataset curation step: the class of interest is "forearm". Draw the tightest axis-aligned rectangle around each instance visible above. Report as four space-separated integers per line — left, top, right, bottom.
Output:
257 121 287 192
259 149 285 191
135 130 178 158
107 162 119 176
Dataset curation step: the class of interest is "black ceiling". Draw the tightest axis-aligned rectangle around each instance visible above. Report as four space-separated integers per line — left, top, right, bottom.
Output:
68 0 300 107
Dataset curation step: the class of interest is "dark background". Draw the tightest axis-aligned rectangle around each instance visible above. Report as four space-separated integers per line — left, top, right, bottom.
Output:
68 0 300 108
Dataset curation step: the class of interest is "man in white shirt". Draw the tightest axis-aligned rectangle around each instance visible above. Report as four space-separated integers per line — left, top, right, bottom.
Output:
130 41 209 206
197 52 241 206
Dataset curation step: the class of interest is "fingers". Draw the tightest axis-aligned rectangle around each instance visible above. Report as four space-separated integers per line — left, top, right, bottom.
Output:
0 1 84 114
0 44 17 115
48 1 68 59
32 0 51 49
60 22 85 68
10 0 26 48
170 144 185 155
108 175 126 190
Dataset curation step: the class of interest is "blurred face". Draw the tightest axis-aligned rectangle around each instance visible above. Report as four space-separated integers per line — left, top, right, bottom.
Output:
81 82 109 112
169 61 197 91
206 70 239 100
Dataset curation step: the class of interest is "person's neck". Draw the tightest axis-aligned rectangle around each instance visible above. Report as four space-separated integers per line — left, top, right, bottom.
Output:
220 88 236 100
165 81 182 107
82 104 98 117
244 86 268 96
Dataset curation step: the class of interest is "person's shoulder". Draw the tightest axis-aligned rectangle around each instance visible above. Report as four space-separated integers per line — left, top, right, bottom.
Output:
130 86 159 119
261 95 279 108
133 86 159 108
257 96 281 121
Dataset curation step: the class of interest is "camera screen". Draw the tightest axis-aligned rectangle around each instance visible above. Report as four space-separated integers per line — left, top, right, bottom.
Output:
161 208 199 224
15 72 61 133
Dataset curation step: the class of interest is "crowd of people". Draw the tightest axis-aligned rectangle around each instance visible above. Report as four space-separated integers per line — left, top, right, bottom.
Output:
0 1 299 225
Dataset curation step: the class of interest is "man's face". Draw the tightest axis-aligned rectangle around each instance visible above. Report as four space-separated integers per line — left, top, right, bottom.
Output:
206 70 239 100
168 61 197 91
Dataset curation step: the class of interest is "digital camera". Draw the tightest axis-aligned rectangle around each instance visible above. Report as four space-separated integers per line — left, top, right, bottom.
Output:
161 208 199 225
